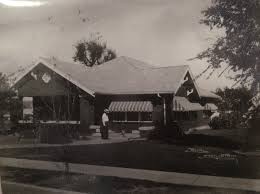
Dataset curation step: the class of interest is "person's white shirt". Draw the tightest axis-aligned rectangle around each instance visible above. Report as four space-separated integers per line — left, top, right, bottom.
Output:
102 113 109 126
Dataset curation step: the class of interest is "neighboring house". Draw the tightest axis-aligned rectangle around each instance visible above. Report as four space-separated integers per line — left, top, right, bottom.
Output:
198 87 221 105
12 56 220 131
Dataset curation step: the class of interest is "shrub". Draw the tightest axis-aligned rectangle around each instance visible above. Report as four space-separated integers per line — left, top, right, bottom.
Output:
148 122 184 140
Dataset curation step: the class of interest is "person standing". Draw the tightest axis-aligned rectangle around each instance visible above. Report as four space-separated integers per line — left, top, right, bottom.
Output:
101 109 109 139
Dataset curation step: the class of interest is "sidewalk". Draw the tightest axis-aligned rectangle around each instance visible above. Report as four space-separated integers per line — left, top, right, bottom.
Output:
0 134 142 149
0 157 260 192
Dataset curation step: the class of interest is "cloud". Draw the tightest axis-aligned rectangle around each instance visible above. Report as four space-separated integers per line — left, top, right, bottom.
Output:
0 0 47 7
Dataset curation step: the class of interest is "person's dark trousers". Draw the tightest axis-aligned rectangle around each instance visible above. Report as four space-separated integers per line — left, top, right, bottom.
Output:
100 125 105 139
103 126 108 139
104 122 109 139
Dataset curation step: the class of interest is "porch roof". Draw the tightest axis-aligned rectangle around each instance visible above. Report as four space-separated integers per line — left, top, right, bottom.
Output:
198 87 221 99
109 101 153 112
173 96 204 112
204 103 218 111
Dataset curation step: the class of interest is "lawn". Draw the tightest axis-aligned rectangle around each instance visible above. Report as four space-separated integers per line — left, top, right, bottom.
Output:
0 167 258 194
0 140 258 179
0 129 259 179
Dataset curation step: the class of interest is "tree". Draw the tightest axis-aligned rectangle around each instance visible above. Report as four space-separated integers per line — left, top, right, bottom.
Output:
196 0 260 88
73 38 116 67
215 87 253 113
213 87 253 128
0 73 16 117
0 73 22 132
195 0 260 126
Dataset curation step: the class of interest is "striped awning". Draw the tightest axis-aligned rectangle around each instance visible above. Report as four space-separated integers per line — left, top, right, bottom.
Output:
204 103 218 111
173 96 204 111
109 101 153 112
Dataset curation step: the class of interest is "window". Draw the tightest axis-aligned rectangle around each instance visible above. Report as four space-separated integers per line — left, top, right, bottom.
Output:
111 112 152 122
127 112 138 121
112 112 125 121
140 112 152 121
23 97 33 120
23 97 33 109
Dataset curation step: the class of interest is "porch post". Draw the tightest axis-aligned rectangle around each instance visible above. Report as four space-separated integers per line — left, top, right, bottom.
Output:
0 176 2 194
163 97 166 126
80 96 94 132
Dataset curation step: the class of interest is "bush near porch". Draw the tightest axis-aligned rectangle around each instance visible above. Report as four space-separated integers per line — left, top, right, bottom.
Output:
16 123 79 144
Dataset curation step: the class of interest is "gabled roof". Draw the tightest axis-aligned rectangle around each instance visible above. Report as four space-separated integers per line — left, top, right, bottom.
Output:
173 96 204 111
204 103 218 111
13 56 194 95
12 57 95 96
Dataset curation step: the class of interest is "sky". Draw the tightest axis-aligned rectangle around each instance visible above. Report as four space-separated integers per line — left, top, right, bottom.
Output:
0 0 235 90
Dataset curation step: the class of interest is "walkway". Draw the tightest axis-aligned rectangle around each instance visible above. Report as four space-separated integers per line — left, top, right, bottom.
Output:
0 157 260 192
0 133 142 149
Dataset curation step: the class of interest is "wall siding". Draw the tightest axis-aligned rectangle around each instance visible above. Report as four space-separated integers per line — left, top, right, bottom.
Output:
17 63 77 97
80 97 94 131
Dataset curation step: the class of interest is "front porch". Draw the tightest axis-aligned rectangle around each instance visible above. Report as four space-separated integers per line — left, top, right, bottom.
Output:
13 61 96 140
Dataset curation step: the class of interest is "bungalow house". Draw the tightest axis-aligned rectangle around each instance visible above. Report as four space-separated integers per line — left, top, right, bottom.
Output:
12 56 220 132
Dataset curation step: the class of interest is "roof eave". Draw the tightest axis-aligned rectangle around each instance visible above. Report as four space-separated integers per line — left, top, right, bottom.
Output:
95 91 175 95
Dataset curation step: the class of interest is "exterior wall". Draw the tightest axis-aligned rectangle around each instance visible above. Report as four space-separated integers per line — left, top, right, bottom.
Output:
152 104 163 125
172 110 205 131
80 96 95 132
16 63 74 97
172 111 203 121
175 71 200 102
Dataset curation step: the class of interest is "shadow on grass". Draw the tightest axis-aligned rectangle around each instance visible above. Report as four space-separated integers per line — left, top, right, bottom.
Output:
167 134 242 150
148 125 242 150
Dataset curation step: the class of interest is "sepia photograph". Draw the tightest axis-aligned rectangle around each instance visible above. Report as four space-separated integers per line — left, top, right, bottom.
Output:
0 0 259 193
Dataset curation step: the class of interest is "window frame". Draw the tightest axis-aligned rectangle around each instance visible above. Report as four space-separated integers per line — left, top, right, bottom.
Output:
111 111 152 123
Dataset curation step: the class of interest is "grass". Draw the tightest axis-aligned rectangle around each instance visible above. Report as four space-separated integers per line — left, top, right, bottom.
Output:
180 134 242 149
0 140 254 178
0 167 258 194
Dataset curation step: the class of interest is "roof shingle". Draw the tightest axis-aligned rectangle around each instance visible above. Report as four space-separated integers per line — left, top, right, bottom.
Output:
41 56 189 95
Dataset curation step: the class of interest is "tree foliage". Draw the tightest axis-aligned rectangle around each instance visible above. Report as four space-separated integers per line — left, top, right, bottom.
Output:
73 38 116 67
196 0 260 87
0 73 12 115
0 73 20 120
215 87 253 113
